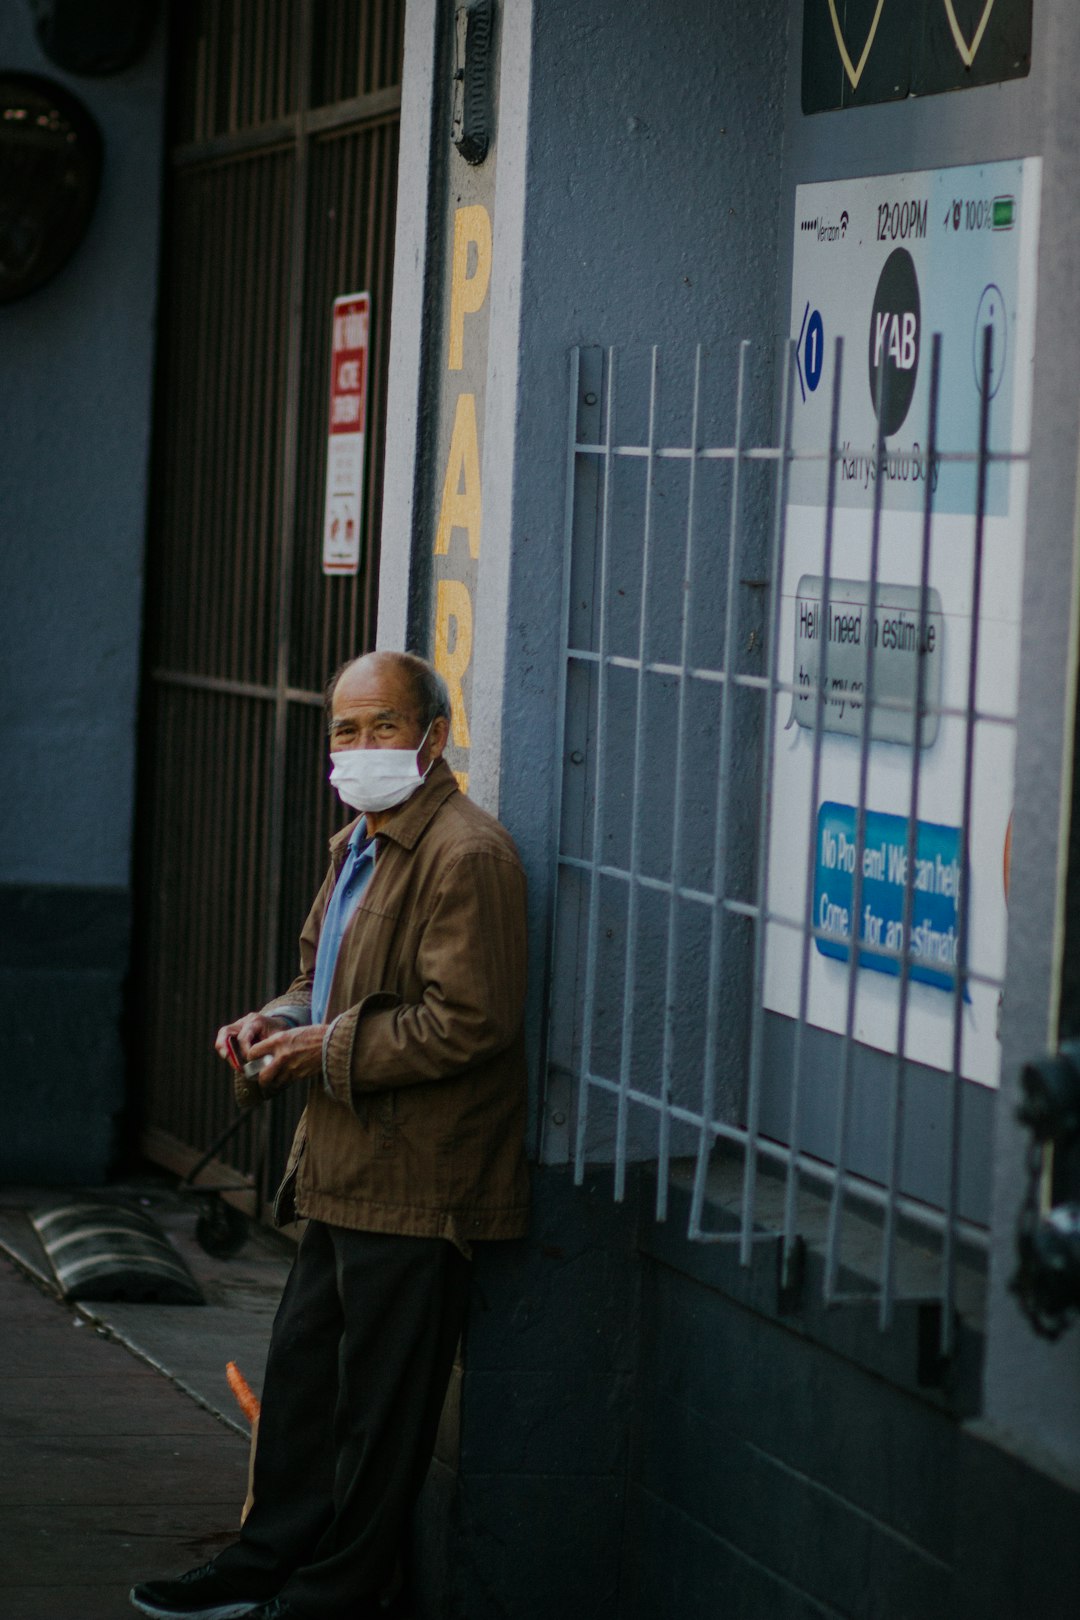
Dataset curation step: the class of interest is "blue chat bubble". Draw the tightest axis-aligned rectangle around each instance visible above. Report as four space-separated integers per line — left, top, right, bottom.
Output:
813 802 966 996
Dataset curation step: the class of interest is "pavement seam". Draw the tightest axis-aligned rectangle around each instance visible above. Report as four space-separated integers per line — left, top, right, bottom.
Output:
0 1234 249 1440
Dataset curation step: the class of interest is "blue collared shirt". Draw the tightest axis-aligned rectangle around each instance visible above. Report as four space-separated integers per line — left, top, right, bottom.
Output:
310 820 377 1026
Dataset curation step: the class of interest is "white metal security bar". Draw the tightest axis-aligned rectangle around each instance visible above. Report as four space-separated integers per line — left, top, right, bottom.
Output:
549 334 1024 1348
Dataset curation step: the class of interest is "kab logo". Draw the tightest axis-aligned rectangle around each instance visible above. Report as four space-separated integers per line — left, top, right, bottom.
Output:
867 248 920 436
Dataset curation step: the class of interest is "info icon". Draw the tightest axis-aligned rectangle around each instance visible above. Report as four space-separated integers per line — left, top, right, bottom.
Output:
867 248 920 436
805 309 824 392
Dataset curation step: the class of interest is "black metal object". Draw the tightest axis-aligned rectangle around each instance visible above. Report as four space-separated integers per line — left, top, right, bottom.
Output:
1012 1040 1080 1338
176 1107 260 1258
1017 1046 1080 1144
0 73 102 302
452 0 493 164
26 0 159 77
133 0 403 1218
801 0 1032 114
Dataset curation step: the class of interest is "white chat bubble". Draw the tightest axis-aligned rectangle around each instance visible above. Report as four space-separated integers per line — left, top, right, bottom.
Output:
790 575 943 747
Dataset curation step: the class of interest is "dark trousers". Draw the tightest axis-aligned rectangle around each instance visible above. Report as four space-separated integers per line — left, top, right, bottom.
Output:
214 1221 471 1619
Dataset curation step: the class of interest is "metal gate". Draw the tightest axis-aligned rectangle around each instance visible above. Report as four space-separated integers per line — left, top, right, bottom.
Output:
549 331 1023 1346
133 0 404 1209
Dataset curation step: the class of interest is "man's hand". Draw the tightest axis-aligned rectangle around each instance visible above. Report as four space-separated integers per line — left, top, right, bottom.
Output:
247 1025 326 1095
214 1011 289 1065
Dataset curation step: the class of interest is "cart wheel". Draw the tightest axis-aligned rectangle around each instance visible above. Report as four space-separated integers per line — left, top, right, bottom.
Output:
196 1198 249 1258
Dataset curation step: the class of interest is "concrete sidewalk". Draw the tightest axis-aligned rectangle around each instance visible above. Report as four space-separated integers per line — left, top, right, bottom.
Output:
0 1181 292 1620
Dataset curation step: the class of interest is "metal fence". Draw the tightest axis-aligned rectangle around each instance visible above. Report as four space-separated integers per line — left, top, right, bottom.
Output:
549 333 1023 1346
134 0 403 1208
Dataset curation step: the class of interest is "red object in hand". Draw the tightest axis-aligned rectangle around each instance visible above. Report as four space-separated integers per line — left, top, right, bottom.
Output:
225 1034 244 1072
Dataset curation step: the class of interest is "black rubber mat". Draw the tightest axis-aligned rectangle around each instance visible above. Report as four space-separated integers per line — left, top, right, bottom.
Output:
31 1200 204 1305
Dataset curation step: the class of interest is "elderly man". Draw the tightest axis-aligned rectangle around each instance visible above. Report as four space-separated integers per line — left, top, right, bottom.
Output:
132 650 530 1620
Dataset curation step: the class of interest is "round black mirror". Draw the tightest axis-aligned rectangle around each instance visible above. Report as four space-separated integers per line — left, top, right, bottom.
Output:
30 0 160 79
0 73 103 303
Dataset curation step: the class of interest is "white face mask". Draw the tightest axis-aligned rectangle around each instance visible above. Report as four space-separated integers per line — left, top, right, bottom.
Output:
328 725 433 814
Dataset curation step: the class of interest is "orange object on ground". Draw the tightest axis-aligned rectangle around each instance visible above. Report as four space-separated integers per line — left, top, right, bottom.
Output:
226 1361 262 1424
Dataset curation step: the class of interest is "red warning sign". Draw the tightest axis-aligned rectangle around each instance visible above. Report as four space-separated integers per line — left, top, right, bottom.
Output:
322 292 370 575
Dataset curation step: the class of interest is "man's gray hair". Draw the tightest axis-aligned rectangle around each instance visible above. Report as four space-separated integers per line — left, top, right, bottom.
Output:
325 651 451 730
399 652 452 729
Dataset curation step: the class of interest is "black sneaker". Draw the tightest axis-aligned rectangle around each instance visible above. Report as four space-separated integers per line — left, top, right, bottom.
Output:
129 1560 264 1618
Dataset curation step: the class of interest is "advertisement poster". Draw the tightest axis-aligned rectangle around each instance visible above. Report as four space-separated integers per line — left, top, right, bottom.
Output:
763 160 1041 1087
322 291 370 576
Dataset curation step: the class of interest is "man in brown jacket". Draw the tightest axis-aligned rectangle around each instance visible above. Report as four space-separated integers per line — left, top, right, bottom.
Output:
131 651 530 1620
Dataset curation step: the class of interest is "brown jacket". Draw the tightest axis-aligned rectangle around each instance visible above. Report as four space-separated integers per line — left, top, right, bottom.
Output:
266 758 530 1248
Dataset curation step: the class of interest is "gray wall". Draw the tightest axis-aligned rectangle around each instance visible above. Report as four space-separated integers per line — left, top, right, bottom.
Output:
981 2 1080 1484
385 4 790 1614
474 0 1080 1489
480 0 790 1161
481 0 789 805
767 0 1080 1485
380 0 791 1156
0 8 165 1178
382 2 1080 1612
628 1170 1080 1620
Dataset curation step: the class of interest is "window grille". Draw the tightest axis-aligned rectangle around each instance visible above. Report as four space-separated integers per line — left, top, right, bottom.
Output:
136 0 402 1209
548 335 1024 1347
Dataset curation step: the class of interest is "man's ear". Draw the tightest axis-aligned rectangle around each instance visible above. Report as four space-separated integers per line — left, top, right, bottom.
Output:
427 714 450 761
